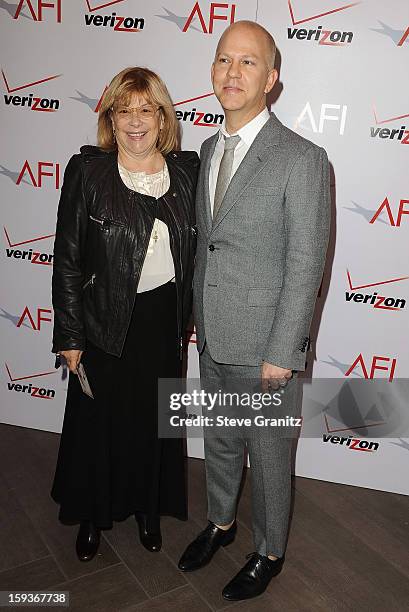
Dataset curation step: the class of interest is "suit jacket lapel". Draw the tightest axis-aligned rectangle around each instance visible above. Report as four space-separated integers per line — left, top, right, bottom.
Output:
199 133 218 235
211 113 282 233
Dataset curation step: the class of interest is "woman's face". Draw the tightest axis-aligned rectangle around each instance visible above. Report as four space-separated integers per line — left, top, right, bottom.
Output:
111 93 162 160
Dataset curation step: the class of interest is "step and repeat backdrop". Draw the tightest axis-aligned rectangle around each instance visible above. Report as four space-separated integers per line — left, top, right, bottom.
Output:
1 1 408 494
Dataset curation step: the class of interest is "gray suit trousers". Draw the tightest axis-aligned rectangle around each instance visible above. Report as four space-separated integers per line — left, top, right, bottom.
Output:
200 344 293 558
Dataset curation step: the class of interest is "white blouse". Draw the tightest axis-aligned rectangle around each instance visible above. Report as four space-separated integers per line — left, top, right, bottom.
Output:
118 162 175 293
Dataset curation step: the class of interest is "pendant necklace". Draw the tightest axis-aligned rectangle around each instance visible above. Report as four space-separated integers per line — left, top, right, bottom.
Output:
125 161 166 250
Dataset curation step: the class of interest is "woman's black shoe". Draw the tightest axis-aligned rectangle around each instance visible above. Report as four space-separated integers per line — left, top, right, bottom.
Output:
135 512 162 552
76 520 100 562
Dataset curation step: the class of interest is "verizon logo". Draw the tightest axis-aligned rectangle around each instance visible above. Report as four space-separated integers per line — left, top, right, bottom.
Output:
287 0 360 45
2 70 61 112
4 228 54 266
5 363 56 399
174 93 224 127
323 434 379 452
345 270 408 312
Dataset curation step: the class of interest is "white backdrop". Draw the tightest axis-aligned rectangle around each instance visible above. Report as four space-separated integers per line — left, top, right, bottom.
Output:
1 0 408 494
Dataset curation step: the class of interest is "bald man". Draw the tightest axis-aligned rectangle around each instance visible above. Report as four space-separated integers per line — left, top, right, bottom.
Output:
178 21 330 601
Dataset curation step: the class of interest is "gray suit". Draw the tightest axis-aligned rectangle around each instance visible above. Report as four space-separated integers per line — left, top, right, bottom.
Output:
193 112 330 556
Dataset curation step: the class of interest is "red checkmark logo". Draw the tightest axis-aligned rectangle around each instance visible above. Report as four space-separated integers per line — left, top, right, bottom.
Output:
2 69 61 94
324 414 386 434
288 0 361 25
173 93 215 107
5 363 56 382
373 105 409 125
4 227 55 248
347 270 409 291
85 0 125 12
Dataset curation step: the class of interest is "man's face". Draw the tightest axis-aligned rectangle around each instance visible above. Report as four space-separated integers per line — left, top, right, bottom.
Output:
211 26 276 116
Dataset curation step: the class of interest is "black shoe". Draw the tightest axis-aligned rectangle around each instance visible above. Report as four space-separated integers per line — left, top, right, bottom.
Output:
222 552 284 601
76 521 100 562
178 521 237 572
135 512 162 552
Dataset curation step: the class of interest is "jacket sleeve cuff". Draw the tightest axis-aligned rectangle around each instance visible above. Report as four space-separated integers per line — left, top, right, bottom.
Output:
262 337 310 372
52 337 86 353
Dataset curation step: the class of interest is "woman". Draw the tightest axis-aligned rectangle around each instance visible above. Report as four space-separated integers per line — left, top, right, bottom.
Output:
51 67 199 561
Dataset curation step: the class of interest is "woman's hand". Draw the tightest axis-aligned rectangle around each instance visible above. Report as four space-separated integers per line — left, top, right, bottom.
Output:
59 350 83 373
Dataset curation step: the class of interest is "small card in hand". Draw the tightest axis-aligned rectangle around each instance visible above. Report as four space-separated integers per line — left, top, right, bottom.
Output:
77 363 94 399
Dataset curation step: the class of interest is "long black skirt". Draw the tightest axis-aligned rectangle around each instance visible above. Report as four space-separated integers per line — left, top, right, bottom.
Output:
51 281 186 529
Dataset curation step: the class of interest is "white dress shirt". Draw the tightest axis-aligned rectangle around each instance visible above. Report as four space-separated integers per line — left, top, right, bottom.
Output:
209 107 270 215
118 162 175 293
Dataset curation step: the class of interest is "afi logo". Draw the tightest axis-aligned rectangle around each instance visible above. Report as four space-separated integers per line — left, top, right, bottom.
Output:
295 102 347 135
16 160 60 189
345 354 397 381
14 0 61 22
174 93 223 127
287 0 359 45
183 2 236 33
71 86 107 113
370 197 409 227
370 21 409 47
17 306 52 330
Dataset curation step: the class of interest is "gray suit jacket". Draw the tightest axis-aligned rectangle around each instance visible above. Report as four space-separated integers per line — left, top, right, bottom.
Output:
193 112 330 371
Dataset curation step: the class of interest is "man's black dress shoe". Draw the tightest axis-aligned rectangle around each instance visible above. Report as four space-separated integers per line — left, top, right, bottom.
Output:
135 512 162 552
222 552 285 601
76 520 100 562
178 521 236 572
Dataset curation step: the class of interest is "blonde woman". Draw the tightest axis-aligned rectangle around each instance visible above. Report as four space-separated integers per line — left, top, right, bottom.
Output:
51 67 198 560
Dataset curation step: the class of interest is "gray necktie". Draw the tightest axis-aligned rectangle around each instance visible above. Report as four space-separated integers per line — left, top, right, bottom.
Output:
213 134 241 220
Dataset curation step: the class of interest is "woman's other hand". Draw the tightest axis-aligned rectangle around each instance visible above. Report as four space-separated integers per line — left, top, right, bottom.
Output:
59 350 83 373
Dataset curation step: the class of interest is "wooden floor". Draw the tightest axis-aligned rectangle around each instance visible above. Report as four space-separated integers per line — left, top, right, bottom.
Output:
0 423 408 611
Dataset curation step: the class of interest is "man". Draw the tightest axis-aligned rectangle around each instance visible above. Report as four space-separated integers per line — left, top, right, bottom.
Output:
178 20 330 601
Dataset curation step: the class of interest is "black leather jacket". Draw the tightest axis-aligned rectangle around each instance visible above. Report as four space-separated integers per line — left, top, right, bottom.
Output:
52 145 199 358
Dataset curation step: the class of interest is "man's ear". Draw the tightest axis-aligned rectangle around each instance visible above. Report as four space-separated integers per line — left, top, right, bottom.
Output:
264 68 278 94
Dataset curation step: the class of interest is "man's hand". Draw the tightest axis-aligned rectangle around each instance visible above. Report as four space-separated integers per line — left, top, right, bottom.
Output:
261 361 292 391
59 349 83 373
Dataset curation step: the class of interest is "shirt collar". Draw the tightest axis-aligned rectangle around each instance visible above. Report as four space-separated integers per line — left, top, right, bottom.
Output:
218 107 270 147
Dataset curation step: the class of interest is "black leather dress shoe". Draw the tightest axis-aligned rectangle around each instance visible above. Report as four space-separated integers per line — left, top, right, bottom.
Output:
178 521 237 572
135 512 162 552
222 552 285 601
76 521 100 562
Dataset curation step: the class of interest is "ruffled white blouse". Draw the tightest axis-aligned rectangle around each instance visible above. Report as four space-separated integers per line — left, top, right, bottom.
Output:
118 162 175 293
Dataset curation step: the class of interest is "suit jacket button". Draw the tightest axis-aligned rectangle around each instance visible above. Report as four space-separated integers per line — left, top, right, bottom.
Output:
209 244 215 252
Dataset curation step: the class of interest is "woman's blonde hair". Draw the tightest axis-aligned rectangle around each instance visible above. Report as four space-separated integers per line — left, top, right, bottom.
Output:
97 67 179 154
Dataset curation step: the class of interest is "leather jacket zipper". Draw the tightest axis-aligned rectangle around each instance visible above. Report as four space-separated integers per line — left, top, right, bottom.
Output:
83 273 96 289
114 192 153 355
165 197 184 358
89 215 105 225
